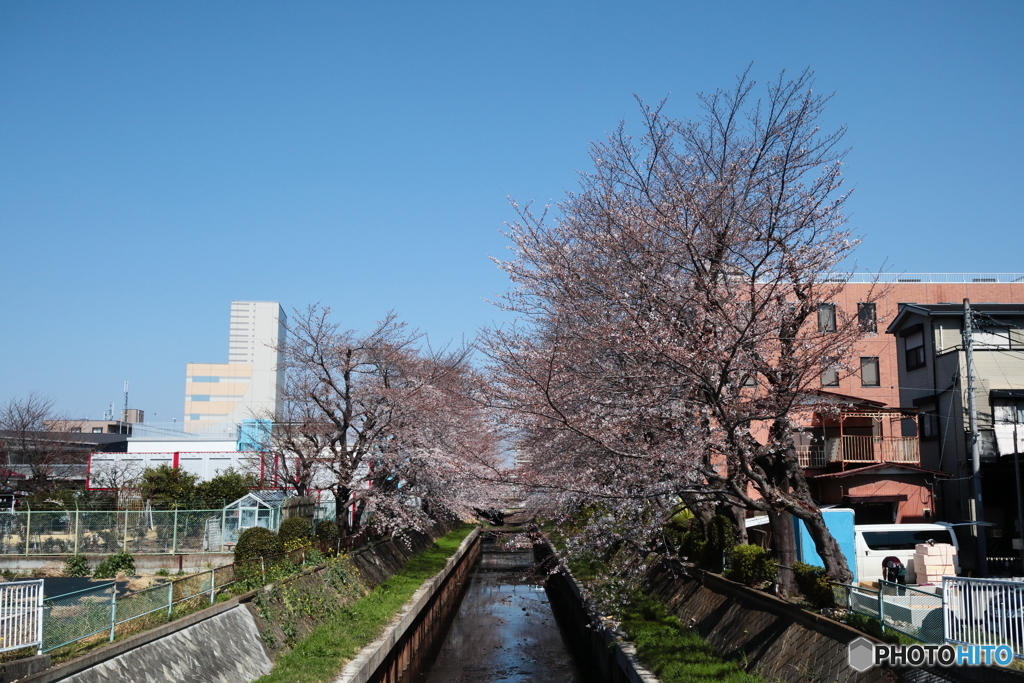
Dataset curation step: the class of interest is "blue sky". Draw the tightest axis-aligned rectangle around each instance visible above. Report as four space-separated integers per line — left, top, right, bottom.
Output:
1 1 1021 422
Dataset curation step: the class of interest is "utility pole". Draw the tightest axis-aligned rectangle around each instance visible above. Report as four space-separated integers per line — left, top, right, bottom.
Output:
963 298 987 576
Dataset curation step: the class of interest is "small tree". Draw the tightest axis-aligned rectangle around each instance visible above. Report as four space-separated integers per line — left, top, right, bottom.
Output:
140 465 198 509
193 467 256 508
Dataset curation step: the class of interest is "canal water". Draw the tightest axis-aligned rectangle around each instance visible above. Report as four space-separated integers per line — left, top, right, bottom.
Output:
411 534 588 683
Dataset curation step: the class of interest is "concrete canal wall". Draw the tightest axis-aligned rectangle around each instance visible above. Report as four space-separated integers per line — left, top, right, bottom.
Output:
17 521 466 683
534 542 659 683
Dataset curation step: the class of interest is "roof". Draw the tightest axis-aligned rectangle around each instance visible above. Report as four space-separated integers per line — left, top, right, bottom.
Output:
225 489 287 509
887 302 1024 334
813 390 889 409
808 462 950 479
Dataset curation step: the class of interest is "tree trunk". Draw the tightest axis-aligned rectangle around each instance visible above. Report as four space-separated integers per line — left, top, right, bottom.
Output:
726 503 748 546
768 509 797 595
791 505 853 584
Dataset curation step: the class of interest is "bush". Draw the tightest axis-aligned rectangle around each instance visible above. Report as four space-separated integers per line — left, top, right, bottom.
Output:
278 517 312 550
234 527 282 563
64 554 90 577
93 552 135 578
794 561 834 608
726 545 775 586
315 520 339 546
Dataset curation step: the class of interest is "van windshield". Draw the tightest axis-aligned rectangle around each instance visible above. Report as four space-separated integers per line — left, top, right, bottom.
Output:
861 530 954 550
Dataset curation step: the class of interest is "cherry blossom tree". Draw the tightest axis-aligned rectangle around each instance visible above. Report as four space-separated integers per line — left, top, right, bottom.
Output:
273 306 503 538
486 70 877 586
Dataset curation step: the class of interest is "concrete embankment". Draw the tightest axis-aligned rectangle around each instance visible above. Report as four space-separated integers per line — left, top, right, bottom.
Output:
645 561 1024 683
333 527 481 683
17 521 464 683
534 542 659 683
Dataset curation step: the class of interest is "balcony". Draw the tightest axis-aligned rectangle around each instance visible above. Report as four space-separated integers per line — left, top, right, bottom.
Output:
796 436 920 468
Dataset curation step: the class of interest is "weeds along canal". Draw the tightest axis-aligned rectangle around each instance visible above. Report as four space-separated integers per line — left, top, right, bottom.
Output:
407 532 591 683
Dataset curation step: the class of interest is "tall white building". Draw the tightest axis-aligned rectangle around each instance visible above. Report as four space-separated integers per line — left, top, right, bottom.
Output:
183 301 286 433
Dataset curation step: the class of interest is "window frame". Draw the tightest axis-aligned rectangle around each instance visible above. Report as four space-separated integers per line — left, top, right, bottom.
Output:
858 302 877 333
821 367 840 387
860 356 881 387
817 303 837 333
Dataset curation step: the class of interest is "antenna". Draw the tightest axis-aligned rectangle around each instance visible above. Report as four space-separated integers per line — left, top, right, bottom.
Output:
123 381 129 423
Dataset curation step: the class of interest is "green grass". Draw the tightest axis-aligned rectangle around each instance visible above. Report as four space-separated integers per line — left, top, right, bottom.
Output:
254 524 476 683
619 593 763 683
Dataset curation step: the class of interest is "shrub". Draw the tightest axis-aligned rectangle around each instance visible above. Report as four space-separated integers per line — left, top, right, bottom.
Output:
278 517 312 550
794 561 834 608
64 554 90 577
315 520 339 546
726 545 775 586
93 552 135 578
234 527 282 563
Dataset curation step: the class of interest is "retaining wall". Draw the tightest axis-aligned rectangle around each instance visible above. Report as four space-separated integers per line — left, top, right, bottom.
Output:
17 519 466 683
535 542 659 683
334 527 482 683
646 563 1024 683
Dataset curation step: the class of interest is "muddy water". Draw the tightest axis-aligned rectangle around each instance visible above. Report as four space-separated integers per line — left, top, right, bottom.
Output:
412 537 588 683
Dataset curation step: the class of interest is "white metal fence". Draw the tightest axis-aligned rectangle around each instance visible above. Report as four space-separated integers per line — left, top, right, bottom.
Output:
944 576 1024 658
0 579 44 653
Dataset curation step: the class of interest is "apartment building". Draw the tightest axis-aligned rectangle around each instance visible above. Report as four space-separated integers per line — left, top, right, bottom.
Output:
183 301 287 434
796 274 1024 528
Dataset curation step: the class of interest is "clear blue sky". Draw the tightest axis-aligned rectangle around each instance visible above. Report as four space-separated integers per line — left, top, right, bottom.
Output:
1 1 1021 423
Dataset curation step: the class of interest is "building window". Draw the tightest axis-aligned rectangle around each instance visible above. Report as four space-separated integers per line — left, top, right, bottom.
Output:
742 374 757 387
858 303 877 333
993 399 1024 426
817 304 837 333
91 427 103 433
821 367 840 387
904 328 926 370
920 411 939 439
860 357 880 387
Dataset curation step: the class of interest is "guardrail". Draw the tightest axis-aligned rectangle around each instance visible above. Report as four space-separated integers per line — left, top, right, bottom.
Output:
943 576 1024 659
0 579 43 654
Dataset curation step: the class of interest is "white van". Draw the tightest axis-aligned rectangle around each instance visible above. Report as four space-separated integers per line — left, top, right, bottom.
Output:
854 523 960 585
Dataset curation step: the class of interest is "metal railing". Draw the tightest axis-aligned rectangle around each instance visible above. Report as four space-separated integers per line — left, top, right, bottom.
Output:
831 580 943 644
824 273 1024 284
41 544 316 653
0 579 43 653
943 576 1024 659
798 437 919 467
841 436 919 463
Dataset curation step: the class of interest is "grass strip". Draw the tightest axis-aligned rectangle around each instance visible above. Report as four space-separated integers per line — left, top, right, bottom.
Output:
255 524 476 683
619 593 763 683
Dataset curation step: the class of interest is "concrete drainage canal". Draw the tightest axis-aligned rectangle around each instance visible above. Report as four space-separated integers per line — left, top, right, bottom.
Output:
401 531 592 683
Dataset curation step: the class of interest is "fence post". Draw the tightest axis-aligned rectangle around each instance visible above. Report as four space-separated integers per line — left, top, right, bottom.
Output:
36 579 44 655
942 578 950 643
172 508 179 555
122 510 129 553
209 568 216 605
109 584 117 642
168 579 174 618
221 507 227 552
24 506 30 555
878 581 886 633
73 503 80 556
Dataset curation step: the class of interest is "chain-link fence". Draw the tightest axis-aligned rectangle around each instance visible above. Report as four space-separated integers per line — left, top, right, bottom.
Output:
0 508 283 555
